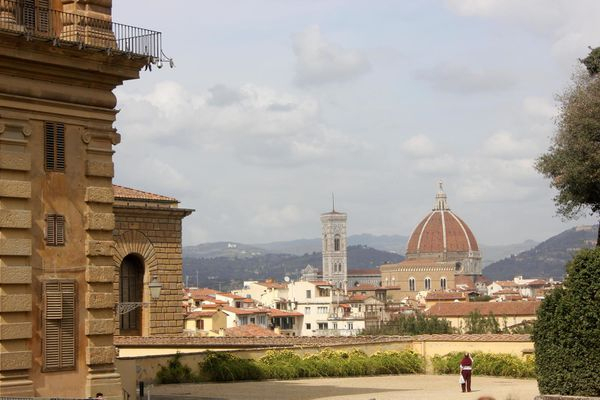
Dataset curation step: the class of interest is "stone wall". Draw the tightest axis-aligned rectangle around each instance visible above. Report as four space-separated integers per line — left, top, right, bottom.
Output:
113 206 190 336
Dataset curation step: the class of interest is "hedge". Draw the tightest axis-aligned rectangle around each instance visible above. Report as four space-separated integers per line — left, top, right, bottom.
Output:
431 351 535 379
533 248 600 396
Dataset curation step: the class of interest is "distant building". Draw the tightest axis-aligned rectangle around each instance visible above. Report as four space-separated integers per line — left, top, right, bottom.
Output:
381 182 481 300
321 206 348 289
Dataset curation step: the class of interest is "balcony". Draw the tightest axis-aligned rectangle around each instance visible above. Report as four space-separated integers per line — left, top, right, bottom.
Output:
0 0 164 61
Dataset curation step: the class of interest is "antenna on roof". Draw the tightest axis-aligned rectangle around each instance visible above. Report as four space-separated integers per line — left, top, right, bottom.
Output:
332 192 335 212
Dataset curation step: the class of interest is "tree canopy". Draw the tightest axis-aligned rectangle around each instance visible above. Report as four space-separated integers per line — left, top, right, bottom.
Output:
535 48 600 245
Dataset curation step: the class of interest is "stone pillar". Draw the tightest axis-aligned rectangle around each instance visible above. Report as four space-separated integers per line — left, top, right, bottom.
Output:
82 127 122 399
0 120 34 397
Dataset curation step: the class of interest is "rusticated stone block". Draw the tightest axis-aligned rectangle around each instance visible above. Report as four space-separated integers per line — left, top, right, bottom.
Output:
86 293 113 309
86 240 114 257
86 265 115 283
0 266 31 284
0 322 32 340
0 210 31 229
0 180 31 198
86 319 114 336
0 151 30 171
86 160 113 177
85 213 115 231
85 186 114 204
86 346 114 365
0 351 32 371
0 239 31 256
0 294 32 312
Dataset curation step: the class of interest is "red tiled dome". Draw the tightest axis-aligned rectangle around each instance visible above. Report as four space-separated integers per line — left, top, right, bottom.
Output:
406 183 478 257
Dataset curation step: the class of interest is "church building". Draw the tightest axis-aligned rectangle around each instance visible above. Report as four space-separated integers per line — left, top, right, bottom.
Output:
381 182 482 300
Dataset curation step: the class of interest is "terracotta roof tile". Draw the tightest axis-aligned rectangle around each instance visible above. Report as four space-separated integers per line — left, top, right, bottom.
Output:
425 291 466 301
268 309 303 317
113 184 178 202
348 284 381 291
256 281 288 289
223 324 281 337
186 311 216 319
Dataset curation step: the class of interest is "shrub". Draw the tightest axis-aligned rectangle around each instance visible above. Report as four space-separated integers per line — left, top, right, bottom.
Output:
201 351 263 381
155 353 199 384
533 248 600 396
431 351 535 379
362 312 454 335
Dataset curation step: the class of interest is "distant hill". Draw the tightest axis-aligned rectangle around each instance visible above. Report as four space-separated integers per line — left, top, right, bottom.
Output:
184 241 267 259
483 225 597 280
480 240 538 267
182 245 404 291
253 234 408 255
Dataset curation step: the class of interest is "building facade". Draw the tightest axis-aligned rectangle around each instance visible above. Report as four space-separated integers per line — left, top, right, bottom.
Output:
321 208 347 289
0 1 163 397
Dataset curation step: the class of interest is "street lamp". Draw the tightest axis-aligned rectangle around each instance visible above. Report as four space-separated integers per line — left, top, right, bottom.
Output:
116 275 162 315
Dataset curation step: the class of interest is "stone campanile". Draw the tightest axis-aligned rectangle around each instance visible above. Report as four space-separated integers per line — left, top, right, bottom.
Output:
321 205 347 289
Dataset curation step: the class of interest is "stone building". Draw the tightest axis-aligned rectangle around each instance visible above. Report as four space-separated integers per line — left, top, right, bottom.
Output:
321 207 347 289
0 1 164 397
113 185 192 337
381 182 482 300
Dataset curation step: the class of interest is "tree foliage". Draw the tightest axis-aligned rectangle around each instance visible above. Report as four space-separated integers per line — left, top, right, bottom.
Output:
463 310 501 334
535 48 600 246
361 312 453 335
533 248 600 396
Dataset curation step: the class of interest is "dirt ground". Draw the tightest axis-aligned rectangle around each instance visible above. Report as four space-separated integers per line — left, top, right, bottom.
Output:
148 374 539 400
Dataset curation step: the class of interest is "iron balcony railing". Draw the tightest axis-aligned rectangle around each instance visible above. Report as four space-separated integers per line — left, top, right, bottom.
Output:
0 0 165 62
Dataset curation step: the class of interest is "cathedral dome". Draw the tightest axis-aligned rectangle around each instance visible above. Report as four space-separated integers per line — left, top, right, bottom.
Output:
406 182 479 259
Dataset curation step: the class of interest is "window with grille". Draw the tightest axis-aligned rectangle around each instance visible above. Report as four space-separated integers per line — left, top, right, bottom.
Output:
424 277 431 291
43 280 76 372
440 277 447 290
46 214 65 246
409 277 416 292
44 121 65 172
18 0 50 33
334 235 341 251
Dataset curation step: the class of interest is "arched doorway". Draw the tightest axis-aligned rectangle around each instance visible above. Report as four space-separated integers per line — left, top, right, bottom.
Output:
119 253 144 336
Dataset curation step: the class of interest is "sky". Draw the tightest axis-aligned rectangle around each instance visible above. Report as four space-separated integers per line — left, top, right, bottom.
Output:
110 0 599 247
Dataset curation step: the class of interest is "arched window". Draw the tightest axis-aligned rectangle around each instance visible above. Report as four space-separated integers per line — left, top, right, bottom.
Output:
409 277 416 292
334 234 341 251
120 254 144 335
424 277 431 291
440 277 447 290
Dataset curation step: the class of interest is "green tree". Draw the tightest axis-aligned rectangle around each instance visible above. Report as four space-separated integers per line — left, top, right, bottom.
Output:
533 248 600 396
362 312 453 335
463 310 501 334
535 48 600 246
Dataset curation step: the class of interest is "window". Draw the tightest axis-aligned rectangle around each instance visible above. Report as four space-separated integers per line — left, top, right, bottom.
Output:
304 307 311 315
45 214 65 246
332 322 338 329
305 323 311 330
239 316 248 325
43 280 76 371
424 277 431 291
17 0 51 32
44 122 65 172
318 287 330 297
440 277 447 290
318 322 328 330
119 254 143 334
250 317 256 324
409 277 416 292
347 322 353 330
196 320 204 330
317 306 328 314
334 235 341 251
306 290 311 299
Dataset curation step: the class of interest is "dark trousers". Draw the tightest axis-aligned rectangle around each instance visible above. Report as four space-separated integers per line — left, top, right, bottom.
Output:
461 370 472 392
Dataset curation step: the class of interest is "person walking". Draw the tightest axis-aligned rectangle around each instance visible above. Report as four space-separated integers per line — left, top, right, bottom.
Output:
459 353 473 392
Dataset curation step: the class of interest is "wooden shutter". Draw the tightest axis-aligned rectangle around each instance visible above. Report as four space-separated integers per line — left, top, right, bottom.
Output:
44 122 65 172
37 0 49 33
44 122 55 171
46 214 56 245
43 280 76 371
55 215 65 245
23 0 36 30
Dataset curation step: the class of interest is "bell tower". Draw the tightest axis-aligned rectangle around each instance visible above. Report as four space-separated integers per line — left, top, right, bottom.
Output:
320 198 347 289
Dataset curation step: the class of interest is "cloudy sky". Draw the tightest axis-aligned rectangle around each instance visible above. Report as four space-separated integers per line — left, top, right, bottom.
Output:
111 0 598 246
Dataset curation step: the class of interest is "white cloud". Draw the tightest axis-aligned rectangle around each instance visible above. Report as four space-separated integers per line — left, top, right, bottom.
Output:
293 25 370 86
482 131 538 159
415 64 516 94
401 134 436 157
523 96 557 120
251 204 306 228
445 0 600 69
116 81 367 167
